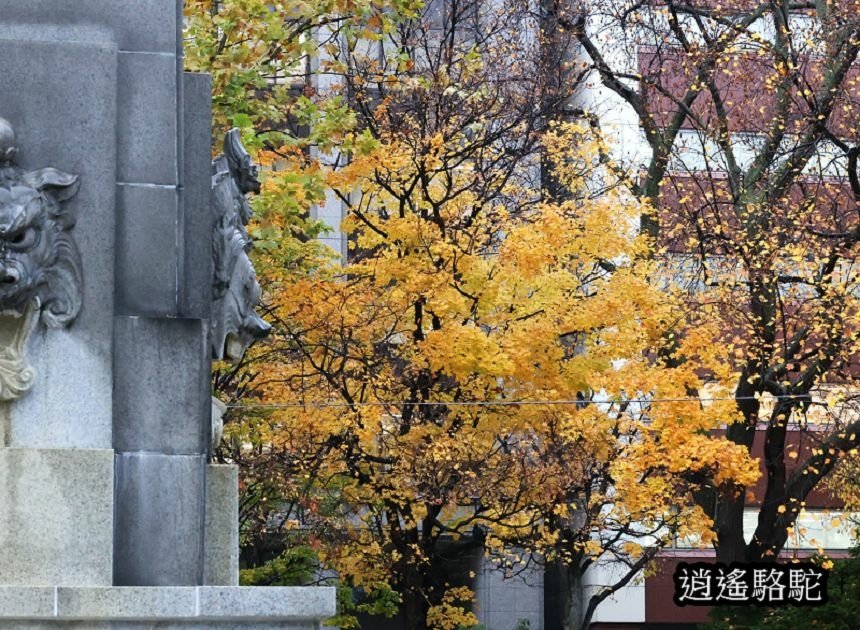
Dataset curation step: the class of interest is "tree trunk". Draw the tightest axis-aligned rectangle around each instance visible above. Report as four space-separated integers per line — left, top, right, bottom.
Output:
714 489 749 564
401 583 429 630
713 383 760 564
560 563 586 630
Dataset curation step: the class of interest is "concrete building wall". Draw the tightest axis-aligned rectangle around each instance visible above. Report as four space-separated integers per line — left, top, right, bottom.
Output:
474 556 544 630
584 561 646 626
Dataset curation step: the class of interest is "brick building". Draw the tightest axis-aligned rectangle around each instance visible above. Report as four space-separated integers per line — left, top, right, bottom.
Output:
572 0 860 626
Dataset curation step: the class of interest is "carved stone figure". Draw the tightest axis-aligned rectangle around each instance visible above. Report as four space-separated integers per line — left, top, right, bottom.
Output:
211 129 270 361
0 117 82 401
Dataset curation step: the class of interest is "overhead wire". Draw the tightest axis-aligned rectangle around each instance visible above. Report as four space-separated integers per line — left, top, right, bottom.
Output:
225 392 853 410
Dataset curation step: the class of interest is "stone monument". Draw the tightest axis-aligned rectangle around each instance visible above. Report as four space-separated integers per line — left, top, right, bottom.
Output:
0 1 334 627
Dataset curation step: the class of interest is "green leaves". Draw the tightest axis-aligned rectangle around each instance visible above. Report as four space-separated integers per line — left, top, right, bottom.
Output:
239 547 318 586
230 112 254 131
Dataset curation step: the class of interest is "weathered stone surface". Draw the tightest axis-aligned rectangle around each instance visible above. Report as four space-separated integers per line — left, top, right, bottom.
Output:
56 588 197 619
0 0 178 53
204 464 240 586
113 453 206 586
117 52 177 185
114 186 179 317
198 587 338 620
181 73 215 320
113 317 209 454
0 587 54 618
0 586 336 627
0 449 113 586
0 33 117 449
0 12 334 630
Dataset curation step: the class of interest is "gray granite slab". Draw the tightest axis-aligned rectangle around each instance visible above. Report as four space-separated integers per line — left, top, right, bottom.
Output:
56 588 196 619
117 51 178 185
0 586 336 625
0 0 179 53
0 449 113 586
113 453 206 586
198 587 338 620
113 317 209 454
0 587 54 618
180 73 214 320
204 465 240 586
114 186 180 317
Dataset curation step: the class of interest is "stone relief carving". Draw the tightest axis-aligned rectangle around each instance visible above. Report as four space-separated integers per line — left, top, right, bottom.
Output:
0 117 82 401
211 128 271 362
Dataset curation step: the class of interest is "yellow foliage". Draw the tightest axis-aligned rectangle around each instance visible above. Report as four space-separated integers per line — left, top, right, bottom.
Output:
426 587 479 630
242 117 759 599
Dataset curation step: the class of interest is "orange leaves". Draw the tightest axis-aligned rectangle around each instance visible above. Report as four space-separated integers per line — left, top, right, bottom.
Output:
246 114 765 595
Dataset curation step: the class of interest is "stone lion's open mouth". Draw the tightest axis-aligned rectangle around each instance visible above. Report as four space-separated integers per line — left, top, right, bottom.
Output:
0 299 37 401
224 332 246 362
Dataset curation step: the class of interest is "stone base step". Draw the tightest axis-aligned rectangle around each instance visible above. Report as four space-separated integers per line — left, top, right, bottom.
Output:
0 586 335 629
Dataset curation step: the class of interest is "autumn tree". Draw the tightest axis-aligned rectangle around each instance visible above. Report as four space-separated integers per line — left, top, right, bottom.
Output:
257 124 757 630
201 1 762 628
183 0 422 565
570 0 860 566
181 1 795 628
184 0 423 275
824 394 860 528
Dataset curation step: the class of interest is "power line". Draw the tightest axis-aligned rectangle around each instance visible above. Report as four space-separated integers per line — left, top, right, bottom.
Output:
225 392 853 410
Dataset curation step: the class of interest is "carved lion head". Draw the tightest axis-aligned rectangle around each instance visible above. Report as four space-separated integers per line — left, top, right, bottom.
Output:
212 227 271 361
0 167 81 327
224 129 261 197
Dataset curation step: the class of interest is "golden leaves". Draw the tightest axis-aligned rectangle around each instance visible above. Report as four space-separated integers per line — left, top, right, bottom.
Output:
245 117 763 597
426 587 479 630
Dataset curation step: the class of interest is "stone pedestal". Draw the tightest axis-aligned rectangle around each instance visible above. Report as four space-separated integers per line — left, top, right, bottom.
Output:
113 317 211 586
205 464 241 586
0 0 334 627
0 586 336 629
